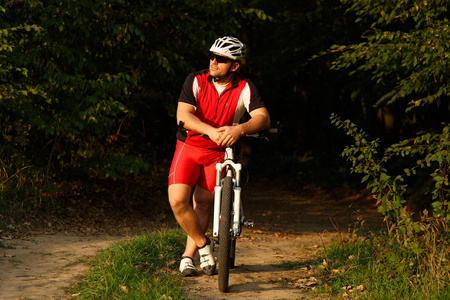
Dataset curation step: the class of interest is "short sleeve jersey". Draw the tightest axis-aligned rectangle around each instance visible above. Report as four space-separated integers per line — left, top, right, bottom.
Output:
178 69 266 149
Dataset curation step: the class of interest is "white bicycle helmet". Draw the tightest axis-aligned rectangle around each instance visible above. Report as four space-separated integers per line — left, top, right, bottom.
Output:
210 36 246 61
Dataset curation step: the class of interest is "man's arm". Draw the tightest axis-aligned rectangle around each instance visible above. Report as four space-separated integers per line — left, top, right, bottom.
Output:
176 102 224 144
217 107 271 147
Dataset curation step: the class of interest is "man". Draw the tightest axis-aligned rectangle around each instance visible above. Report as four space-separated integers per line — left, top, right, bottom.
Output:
168 36 270 276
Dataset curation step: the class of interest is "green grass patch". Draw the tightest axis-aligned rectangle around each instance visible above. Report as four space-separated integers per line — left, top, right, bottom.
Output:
312 224 450 299
69 228 189 299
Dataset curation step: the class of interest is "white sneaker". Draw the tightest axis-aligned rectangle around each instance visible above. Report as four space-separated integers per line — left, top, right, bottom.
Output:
179 257 196 277
198 238 216 276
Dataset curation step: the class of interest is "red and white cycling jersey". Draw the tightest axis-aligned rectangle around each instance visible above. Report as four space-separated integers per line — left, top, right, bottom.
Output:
178 69 266 149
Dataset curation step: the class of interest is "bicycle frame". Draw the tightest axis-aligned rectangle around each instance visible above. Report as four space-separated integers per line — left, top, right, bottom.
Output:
210 133 272 292
212 147 245 238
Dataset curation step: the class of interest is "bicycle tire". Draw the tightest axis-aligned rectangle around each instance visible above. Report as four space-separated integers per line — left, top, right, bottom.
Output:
230 238 236 269
218 175 233 293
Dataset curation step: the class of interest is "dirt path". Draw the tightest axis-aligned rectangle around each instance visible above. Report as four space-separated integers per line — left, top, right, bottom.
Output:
184 184 382 299
185 231 339 300
0 183 382 300
0 233 122 300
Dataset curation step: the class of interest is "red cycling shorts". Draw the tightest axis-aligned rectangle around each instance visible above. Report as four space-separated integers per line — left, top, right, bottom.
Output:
168 140 225 193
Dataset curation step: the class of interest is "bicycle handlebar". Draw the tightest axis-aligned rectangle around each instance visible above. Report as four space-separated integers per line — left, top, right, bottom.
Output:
178 121 280 139
177 120 279 141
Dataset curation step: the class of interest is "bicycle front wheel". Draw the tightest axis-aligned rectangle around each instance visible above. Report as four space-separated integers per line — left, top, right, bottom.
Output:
218 175 233 293
230 238 236 269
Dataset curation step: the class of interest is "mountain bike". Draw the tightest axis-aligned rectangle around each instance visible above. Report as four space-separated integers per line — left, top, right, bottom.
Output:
176 121 277 292
212 132 272 293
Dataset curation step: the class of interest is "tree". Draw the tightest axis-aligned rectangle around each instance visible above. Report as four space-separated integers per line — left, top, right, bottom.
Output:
325 0 450 228
0 0 270 186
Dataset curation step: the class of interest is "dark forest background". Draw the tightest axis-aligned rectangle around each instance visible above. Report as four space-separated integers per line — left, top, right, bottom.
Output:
2 0 450 226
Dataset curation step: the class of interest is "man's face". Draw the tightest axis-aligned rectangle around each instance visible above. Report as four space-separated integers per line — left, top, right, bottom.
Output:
209 52 234 78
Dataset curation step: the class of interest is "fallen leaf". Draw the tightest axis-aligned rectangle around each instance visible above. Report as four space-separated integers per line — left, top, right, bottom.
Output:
120 285 128 293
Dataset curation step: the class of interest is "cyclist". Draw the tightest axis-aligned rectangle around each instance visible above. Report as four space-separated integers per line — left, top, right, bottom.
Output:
168 36 270 276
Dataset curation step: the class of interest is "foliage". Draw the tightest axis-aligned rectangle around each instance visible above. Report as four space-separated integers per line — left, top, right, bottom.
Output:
320 0 450 229
328 0 450 111
1 0 144 182
325 6 450 298
69 229 188 299
315 221 450 299
0 0 270 191
331 114 449 234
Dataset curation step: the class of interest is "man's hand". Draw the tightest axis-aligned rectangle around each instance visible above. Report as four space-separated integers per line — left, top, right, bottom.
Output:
213 107 270 147
205 127 224 146
204 126 240 147
216 125 242 147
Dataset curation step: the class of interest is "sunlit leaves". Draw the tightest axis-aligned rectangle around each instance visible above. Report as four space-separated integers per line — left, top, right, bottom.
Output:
332 112 450 230
325 1 450 110
237 7 272 21
342 0 448 28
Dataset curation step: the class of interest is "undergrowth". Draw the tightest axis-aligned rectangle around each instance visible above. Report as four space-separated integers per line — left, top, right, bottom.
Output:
0 155 168 232
0 159 41 230
68 229 188 299
314 219 450 299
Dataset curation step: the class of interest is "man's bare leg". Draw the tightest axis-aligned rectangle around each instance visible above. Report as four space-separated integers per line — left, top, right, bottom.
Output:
169 184 215 275
168 184 208 250
182 186 214 258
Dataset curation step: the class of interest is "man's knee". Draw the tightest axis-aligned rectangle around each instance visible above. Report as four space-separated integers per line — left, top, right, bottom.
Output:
168 184 191 213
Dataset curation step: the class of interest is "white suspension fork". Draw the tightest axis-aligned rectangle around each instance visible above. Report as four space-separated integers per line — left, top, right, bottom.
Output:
212 147 242 237
233 186 241 236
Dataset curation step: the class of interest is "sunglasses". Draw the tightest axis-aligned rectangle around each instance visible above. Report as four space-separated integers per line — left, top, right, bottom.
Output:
210 53 232 64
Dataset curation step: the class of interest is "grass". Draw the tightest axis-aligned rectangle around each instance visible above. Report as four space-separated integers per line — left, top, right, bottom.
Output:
310 220 450 299
0 159 41 231
68 228 189 299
